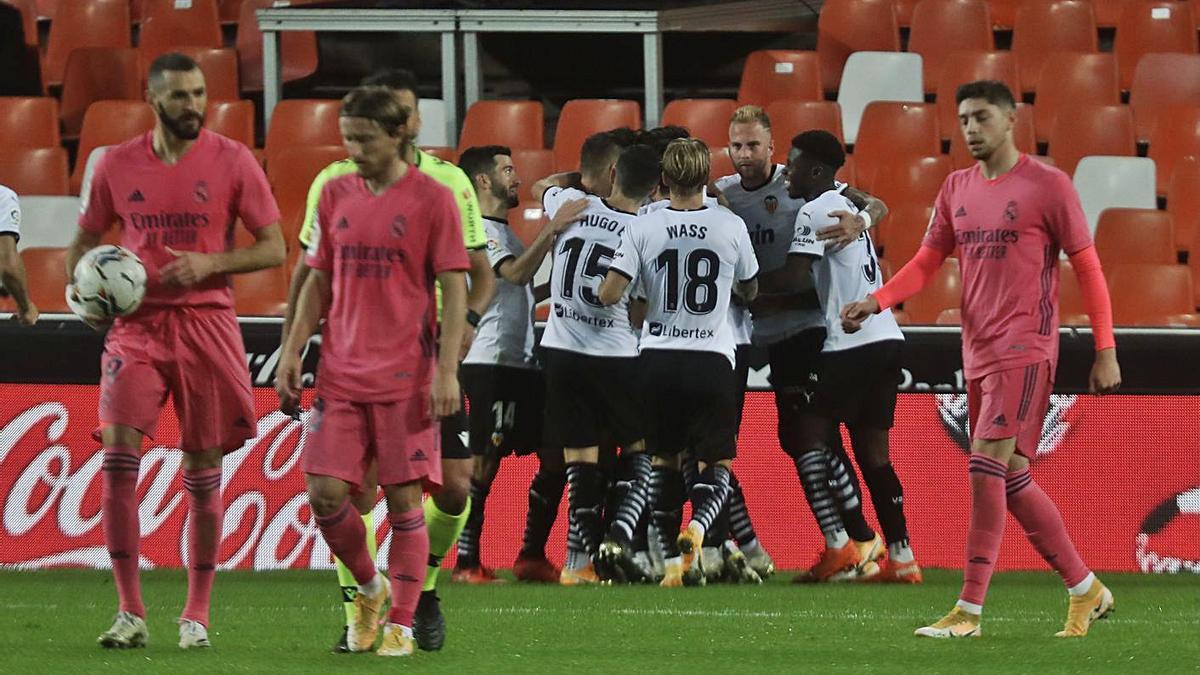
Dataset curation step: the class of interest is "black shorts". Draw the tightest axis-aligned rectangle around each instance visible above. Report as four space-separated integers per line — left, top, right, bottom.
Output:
542 348 642 448
813 339 903 430
640 349 739 463
440 391 470 460
765 327 827 452
461 363 544 457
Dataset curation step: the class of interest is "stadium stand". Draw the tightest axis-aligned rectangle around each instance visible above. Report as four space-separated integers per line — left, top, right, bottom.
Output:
1168 156 1200 254
816 0 900 96
1107 263 1197 323
509 148 554 203
552 99 640 171
138 0 223 64
1073 156 1157 234
852 102 940 180
60 47 141 139
862 154 951 210
205 100 257 149
1146 106 1200 197
233 265 290 317
876 203 933 266
43 0 132 88
416 98 449 147
907 0 994 95
267 145 347 245
661 99 739 148
13 195 80 249
935 50 1021 140
70 101 156 194
1129 54 1200 145
236 0 319 92
1114 1 1198 92
20 247 71 312
1048 104 1137 177
0 147 70 196
1094 209 1178 267
736 50 823 106
1011 0 1098 96
767 101 843 162
1033 53 1121 145
263 99 342 169
902 257 962 323
836 51 923 144
0 97 60 148
458 100 546 152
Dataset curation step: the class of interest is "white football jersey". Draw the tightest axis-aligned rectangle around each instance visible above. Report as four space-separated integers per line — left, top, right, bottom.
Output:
0 185 20 240
788 189 904 352
638 195 718 215
540 186 640 357
609 205 759 367
464 216 538 369
715 166 841 344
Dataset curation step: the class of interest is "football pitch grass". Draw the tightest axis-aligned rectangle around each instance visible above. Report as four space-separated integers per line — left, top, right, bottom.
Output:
1 569 1196 673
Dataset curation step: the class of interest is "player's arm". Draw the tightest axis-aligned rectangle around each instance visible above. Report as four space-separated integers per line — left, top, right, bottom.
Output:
628 297 647 329
161 224 286 287
0 236 37 326
598 269 630 306
735 276 759 304
464 249 494 347
598 225 640 306
276 267 331 416
820 186 888 250
532 171 583 203
758 254 816 296
435 270 468 417
497 198 587 286
65 229 103 281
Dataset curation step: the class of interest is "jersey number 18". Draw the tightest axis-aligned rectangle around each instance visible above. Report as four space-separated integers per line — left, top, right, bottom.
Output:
654 248 720 314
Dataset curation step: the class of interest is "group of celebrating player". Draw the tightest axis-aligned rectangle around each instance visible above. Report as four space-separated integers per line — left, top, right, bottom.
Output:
41 50 1123 657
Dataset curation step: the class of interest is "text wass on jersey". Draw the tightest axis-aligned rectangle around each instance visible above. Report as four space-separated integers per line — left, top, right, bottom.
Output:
609 205 759 367
540 186 640 357
789 189 903 352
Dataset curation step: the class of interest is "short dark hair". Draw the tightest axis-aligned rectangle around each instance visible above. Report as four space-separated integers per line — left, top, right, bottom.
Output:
340 86 408 136
458 145 512 184
579 130 624 176
148 52 200 89
615 144 661 200
639 125 691 157
791 129 846 171
360 68 419 97
607 127 640 149
955 80 1016 109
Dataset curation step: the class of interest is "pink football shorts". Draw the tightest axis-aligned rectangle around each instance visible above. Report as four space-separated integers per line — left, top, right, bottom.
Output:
302 394 442 490
967 360 1053 458
96 305 256 453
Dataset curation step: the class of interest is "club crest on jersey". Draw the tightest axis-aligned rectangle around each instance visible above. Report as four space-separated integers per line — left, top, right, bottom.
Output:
193 181 209 204
1004 200 1018 225
391 214 407 238
487 239 499 251
105 357 123 378
764 195 779 214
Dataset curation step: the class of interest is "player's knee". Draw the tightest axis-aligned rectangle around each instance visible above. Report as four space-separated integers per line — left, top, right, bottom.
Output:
349 488 377 515
101 424 144 451
305 478 350 517
434 463 471 514
384 483 424 513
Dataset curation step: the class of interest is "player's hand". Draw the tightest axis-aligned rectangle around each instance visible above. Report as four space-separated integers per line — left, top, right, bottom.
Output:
1089 348 1121 395
13 302 38 326
840 296 880 333
431 368 461 419
276 354 303 419
161 247 218 287
817 210 868 251
548 198 589 234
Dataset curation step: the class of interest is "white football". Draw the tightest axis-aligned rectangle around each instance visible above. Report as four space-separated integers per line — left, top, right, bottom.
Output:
66 245 147 320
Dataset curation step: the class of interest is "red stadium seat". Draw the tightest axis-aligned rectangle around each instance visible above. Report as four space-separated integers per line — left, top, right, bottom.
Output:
0 97 60 148
266 145 346 245
457 100 544 153
836 154 858 185
1011 0 1098 95
5 0 37 47
710 147 736 183
1114 1 1198 91
862 155 951 210
138 0 222 63
510 148 554 203
421 146 458 163
876 203 933 264
60 47 141 139
767 101 843 163
949 103 1036 169
1091 0 1125 27
21 247 71 312
233 265 289 317
71 101 157 194
1169 156 1200 254
1094 208 1178 266
908 0 994 94
987 0 1019 28
816 0 900 93
894 0 919 25
263 99 342 169
1107 263 1196 322
204 100 256 148
1047 104 1136 176
902 258 962 323
852 102 940 182
552 99 641 172
218 0 241 24
43 0 132 88
0 147 70 195
661 99 739 149
1147 106 1200 196
1130 54 1200 143
1033 53 1120 144
737 51 822 106
507 201 549 248
935 51 1021 139
237 0 319 91
144 47 241 102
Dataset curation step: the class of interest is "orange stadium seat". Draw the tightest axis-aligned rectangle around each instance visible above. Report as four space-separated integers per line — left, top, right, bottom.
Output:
902 257 962 323
816 0 900 94
935 307 962 325
1033 53 1120 144
852 102 940 181
218 0 241 24
21 247 71 312
1090 0 1125 27
768 101 843 163
264 99 342 169
43 0 132 88
1047 104 1136 176
552 99 641 172
145 47 241 102
267 145 347 245
421 147 458 163
60 47 141 139
736 51 822 106
876 203 933 264
1193 191 1200 299
661 99 739 149
711 147 736 182
1094 208 1177 266
1130 53 1200 140
509 148 554 202
949 103 1036 169
204 100 256 148
862 154 951 210
457 100 545 153
836 154 858 185
987 0 1019 28
237 0 319 91
908 0 994 95
1011 0 1098 95
5 0 37 47
0 147 69 195
1147 106 1200 196
935 51 1021 139
71 101 156 194
1114 1 1198 91
138 0 222 63
507 201 548 248
1168 156 1200 254
35 0 56 18
233 265 289 317
0 97 60 148
1107 263 1196 322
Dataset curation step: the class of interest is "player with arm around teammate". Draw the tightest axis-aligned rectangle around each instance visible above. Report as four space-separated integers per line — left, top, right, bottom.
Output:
0 185 38 325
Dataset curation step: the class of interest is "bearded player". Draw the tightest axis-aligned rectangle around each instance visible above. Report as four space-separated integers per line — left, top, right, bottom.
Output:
68 52 285 649
842 80 1120 638
277 86 469 657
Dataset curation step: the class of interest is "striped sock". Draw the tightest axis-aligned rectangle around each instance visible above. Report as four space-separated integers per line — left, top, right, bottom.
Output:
607 453 652 547
688 464 732 536
181 467 224 627
1006 467 1091 590
726 473 759 548
827 447 875 543
795 449 848 548
649 466 685 558
386 509 427 628
102 447 144 618
455 478 490 569
564 462 603 571
959 454 1009 609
